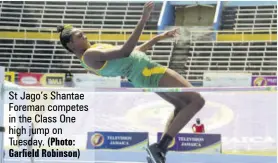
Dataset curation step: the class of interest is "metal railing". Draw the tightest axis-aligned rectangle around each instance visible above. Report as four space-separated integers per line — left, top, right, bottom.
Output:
1 26 276 43
188 29 277 42
0 26 167 41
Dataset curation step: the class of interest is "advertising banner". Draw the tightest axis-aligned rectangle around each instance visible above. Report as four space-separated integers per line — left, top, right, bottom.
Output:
18 73 42 86
4 71 15 83
86 131 148 150
157 132 221 153
73 73 121 88
203 72 252 87
251 76 277 86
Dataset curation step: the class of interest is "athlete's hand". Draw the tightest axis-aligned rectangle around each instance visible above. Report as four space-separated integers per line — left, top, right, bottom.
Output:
159 28 180 39
141 2 154 22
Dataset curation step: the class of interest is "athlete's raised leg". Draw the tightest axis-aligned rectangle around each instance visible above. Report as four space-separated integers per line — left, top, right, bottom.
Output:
147 68 205 163
160 68 205 146
155 92 184 134
147 92 185 163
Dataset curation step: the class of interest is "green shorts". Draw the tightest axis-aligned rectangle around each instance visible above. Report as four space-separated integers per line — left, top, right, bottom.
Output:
127 51 167 88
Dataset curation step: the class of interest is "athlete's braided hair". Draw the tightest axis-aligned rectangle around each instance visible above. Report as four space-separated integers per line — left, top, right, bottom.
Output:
57 25 74 53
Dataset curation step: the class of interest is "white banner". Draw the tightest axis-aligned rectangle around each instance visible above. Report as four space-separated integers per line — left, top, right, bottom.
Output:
203 72 252 87
73 73 121 88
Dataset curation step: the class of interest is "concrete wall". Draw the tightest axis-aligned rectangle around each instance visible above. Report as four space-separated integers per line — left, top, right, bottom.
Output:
170 1 217 5
175 6 216 26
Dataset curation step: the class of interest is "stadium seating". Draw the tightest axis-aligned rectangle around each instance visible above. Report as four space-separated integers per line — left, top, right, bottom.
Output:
0 1 162 30
0 39 174 73
0 1 277 83
168 4 277 82
182 41 277 81
221 5 277 30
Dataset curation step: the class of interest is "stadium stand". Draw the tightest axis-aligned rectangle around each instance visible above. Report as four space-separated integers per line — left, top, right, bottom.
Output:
221 5 277 30
186 41 277 81
0 1 162 30
0 1 276 83
168 3 277 81
168 40 277 81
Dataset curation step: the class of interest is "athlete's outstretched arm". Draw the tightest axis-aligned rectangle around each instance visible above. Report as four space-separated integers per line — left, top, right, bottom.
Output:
136 28 180 52
84 2 154 61
135 35 162 52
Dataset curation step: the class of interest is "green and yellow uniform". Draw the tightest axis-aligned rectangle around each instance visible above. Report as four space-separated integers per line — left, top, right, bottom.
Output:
80 43 167 87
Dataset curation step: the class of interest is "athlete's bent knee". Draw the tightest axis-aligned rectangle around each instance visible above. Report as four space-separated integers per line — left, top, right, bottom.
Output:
197 94 205 108
190 92 205 108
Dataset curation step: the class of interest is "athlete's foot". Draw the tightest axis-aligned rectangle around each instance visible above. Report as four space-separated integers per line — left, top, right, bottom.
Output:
146 143 166 163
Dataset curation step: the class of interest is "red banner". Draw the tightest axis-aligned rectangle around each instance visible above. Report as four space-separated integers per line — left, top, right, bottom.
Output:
18 73 43 86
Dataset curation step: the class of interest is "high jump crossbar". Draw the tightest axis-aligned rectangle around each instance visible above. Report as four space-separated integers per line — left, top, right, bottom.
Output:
3 85 277 93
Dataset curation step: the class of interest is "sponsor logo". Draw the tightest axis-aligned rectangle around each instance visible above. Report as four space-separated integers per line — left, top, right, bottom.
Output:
21 76 38 85
46 76 63 85
91 133 105 147
253 77 267 86
5 72 15 82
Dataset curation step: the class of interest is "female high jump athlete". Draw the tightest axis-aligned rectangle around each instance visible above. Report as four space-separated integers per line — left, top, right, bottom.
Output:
57 2 205 163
